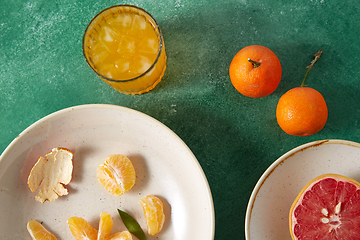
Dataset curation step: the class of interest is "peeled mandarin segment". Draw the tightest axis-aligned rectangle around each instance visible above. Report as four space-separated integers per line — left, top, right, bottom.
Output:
97 164 120 195
96 154 136 196
67 216 98 240
97 212 113 240
109 231 133 240
140 195 165 235
27 220 57 240
289 174 360 240
27 147 74 203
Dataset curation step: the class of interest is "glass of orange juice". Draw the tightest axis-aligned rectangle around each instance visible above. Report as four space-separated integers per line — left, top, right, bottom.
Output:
82 5 166 95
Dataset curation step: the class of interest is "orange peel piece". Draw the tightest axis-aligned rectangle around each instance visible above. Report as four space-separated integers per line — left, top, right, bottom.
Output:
27 147 73 203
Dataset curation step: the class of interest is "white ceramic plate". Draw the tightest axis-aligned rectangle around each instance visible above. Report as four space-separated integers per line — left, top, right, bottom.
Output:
0 104 215 240
245 139 360 240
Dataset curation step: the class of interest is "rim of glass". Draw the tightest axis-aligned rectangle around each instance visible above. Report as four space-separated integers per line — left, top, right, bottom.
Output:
82 4 164 83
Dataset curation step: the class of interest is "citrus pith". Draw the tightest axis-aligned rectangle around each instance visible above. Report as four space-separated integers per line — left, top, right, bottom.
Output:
289 174 360 239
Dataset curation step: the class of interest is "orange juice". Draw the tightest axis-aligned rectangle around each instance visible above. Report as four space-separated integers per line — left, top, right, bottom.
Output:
83 5 166 95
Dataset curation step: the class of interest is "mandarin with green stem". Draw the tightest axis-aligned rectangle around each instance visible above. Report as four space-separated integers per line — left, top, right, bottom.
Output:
276 50 328 136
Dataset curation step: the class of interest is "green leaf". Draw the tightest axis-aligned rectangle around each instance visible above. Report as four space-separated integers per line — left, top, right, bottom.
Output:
117 209 146 240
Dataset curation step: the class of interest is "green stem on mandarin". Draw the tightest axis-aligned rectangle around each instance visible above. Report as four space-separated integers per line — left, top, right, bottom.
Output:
248 58 260 68
301 50 323 87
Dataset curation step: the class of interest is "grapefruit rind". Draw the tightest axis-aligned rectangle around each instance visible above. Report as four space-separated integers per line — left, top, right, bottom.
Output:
289 173 360 240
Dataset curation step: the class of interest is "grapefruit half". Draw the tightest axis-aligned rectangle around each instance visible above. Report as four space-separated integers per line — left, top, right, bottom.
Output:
289 174 360 239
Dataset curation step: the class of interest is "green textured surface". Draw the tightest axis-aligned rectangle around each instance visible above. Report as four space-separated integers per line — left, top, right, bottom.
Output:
1 0 360 239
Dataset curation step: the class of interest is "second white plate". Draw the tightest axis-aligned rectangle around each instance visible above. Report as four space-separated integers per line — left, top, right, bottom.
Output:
245 139 360 239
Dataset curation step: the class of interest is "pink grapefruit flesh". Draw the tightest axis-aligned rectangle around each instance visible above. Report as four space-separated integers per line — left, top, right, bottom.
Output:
289 174 360 239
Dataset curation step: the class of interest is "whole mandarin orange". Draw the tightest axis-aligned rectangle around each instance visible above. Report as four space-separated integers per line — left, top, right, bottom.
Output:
276 50 328 136
276 87 328 136
229 45 282 98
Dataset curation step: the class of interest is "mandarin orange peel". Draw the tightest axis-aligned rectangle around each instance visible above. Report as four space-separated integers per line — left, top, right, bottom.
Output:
27 147 73 203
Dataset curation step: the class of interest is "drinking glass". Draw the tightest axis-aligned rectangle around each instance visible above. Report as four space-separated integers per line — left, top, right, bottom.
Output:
83 5 166 95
